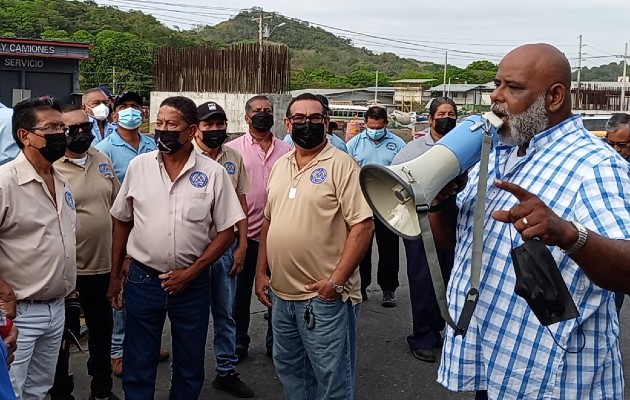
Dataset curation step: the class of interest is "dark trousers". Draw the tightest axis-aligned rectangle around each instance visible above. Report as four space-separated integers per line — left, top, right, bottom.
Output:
50 273 114 400
123 261 210 400
359 218 400 293
404 238 453 350
234 238 273 352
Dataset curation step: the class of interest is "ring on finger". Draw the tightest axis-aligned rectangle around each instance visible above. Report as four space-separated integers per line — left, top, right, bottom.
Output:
522 216 529 227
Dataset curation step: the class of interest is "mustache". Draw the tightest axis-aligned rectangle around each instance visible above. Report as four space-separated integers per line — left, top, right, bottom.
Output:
491 103 509 116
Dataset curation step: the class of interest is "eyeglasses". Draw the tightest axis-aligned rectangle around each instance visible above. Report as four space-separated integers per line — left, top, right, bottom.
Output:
604 138 630 148
288 113 326 124
66 122 93 136
29 125 69 135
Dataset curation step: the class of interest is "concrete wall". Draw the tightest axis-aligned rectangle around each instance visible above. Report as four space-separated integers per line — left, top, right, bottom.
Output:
149 91 292 138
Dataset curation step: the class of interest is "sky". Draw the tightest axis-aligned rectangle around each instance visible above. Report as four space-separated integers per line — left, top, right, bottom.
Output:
95 0 630 70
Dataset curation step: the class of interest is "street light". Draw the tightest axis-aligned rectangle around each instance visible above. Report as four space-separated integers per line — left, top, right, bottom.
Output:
264 22 286 39
447 76 465 98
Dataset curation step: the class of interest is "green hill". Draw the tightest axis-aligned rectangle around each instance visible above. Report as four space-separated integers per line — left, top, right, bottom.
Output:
0 0 498 93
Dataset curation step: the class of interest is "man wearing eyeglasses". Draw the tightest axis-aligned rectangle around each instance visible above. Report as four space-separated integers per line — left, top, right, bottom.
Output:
50 105 121 400
0 97 76 399
604 113 630 314
604 113 630 161
255 93 374 400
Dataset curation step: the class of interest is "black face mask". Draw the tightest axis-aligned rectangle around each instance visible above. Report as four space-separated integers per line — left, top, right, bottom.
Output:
154 128 188 154
251 112 274 132
201 129 228 149
434 117 457 135
66 129 94 154
292 122 326 150
36 132 68 163
512 239 579 326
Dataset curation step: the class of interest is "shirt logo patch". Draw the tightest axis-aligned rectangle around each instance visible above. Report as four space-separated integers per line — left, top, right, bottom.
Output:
189 171 209 188
98 163 113 177
386 142 397 151
310 168 327 184
224 161 236 175
64 192 75 210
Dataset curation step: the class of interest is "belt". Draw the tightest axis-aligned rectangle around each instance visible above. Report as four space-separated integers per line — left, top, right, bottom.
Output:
19 298 59 304
132 259 163 277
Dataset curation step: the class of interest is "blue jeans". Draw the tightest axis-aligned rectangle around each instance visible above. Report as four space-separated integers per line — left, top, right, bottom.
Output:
270 292 359 400
210 243 238 374
111 308 125 359
123 261 210 400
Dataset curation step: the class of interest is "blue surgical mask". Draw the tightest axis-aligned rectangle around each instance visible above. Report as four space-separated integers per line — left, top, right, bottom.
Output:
117 108 143 130
366 128 386 140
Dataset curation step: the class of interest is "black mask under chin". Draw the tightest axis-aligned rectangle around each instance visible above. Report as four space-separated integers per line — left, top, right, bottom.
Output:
512 239 579 326
434 117 457 135
201 129 228 149
251 112 274 132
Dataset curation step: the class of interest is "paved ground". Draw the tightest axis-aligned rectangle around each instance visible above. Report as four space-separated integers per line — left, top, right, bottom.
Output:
65 241 630 399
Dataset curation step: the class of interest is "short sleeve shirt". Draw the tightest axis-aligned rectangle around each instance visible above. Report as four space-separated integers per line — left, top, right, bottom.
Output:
55 148 120 275
0 152 77 300
264 142 373 305
95 130 157 182
193 141 251 195
110 148 245 272
225 132 291 240
391 133 436 165
346 130 406 167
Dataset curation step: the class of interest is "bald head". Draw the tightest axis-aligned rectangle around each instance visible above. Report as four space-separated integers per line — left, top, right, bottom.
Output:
503 44 572 90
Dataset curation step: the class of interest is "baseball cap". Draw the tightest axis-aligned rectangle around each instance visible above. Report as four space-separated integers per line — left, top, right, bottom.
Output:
114 92 143 109
197 101 227 121
315 94 331 112
98 86 113 98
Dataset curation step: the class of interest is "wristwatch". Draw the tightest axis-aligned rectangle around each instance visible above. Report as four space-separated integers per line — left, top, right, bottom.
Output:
562 221 588 255
327 278 345 294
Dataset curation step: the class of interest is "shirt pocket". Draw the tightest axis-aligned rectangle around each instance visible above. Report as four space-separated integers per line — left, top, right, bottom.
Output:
185 193 212 222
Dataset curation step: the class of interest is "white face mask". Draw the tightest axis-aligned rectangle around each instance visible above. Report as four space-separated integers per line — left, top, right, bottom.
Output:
90 103 110 121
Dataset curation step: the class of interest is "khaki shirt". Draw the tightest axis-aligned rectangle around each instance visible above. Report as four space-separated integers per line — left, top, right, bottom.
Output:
110 148 245 272
0 152 77 300
55 148 120 275
264 142 373 305
193 141 251 195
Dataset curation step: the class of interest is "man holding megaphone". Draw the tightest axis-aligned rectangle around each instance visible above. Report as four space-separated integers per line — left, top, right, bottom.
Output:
370 44 630 399
436 43 630 400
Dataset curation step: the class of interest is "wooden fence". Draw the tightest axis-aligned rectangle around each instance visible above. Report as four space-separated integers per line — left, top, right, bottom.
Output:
154 43 290 94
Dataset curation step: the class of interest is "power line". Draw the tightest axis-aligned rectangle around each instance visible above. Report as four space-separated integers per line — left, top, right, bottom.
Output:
100 1 235 19
98 0 244 12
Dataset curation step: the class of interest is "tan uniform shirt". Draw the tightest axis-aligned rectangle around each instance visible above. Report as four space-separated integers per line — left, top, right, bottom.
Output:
193 141 251 195
264 142 373 305
0 152 77 300
110 148 245 272
55 148 120 275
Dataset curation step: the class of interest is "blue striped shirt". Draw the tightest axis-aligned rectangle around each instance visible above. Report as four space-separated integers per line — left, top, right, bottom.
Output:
438 114 630 399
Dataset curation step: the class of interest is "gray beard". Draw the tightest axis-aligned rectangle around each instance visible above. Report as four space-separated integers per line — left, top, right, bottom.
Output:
495 95 549 146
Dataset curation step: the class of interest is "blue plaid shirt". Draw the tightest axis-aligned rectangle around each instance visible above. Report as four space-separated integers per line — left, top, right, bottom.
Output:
438 115 630 399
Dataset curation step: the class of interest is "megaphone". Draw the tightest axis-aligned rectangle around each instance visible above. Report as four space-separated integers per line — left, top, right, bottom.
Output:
359 112 503 239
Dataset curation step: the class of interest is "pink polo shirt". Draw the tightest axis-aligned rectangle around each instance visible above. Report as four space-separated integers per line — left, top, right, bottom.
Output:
226 132 291 240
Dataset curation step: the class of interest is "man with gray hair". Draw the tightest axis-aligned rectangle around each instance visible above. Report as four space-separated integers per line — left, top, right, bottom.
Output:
604 113 630 161
82 88 116 145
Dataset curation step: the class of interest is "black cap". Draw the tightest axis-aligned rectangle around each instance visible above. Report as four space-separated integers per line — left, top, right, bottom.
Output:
315 94 331 112
114 92 142 109
197 101 227 121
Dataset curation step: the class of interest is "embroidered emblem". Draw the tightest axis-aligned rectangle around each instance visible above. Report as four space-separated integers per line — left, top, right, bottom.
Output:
310 168 327 184
98 163 112 177
189 171 209 188
386 142 397 151
224 161 236 175
64 192 75 210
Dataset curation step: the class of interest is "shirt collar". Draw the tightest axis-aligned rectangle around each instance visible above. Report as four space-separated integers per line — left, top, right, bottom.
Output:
59 147 97 165
288 140 335 166
498 114 583 155
156 146 198 179
15 151 65 186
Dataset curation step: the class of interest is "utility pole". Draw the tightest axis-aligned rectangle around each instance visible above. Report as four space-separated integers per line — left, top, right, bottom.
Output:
112 66 116 94
374 70 378 104
621 43 628 112
442 51 448 97
252 13 272 93
576 35 583 109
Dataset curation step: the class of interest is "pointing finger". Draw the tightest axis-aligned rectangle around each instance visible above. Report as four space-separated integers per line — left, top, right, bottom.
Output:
494 179 534 202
